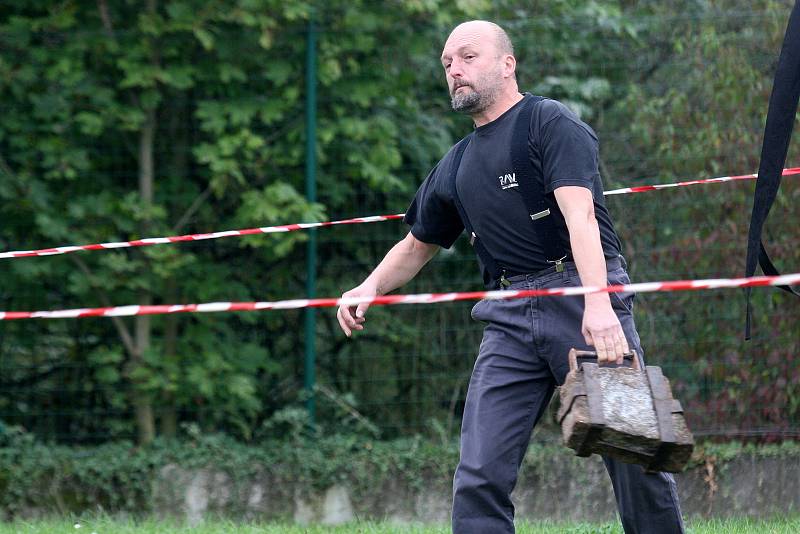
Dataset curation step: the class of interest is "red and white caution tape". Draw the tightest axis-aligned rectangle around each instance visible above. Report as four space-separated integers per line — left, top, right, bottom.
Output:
2 272 798 320
2 167 799 260
0 214 405 259
604 167 800 195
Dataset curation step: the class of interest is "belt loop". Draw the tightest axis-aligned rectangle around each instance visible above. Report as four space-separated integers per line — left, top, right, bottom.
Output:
563 262 576 280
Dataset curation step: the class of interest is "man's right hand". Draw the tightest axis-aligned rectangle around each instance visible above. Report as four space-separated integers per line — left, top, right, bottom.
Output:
337 283 377 337
336 232 440 337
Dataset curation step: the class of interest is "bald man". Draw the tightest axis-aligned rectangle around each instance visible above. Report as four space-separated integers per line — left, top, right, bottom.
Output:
337 20 684 534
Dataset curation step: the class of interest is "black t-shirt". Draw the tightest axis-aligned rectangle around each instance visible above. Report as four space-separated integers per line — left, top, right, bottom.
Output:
404 94 622 281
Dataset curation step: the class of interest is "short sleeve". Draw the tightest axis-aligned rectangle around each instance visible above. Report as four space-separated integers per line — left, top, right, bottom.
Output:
403 162 464 248
539 112 601 194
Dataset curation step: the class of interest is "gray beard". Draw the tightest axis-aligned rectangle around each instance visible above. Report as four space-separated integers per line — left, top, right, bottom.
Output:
451 89 488 114
451 82 500 114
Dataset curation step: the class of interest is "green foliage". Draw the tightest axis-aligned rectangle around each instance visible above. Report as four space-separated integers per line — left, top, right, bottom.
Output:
600 0 800 434
0 0 798 446
1 423 800 523
0 0 483 443
0 423 458 518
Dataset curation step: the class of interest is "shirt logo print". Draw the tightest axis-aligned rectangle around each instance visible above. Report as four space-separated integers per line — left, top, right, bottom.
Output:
499 172 518 190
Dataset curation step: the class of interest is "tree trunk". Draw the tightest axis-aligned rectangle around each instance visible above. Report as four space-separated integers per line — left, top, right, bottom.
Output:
130 107 157 445
160 278 179 437
130 0 160 445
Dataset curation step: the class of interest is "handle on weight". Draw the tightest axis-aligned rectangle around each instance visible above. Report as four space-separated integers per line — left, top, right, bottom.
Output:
568 348 640 373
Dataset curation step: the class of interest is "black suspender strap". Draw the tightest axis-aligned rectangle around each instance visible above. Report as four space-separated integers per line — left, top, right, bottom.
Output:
744 0 800 340
449 95 571 288
511 96 570 268
449 133 505 287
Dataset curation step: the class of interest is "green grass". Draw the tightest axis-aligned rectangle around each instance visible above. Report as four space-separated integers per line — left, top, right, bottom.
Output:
2 516 800 534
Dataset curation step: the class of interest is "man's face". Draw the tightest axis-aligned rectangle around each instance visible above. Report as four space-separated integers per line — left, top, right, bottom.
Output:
441 26 504 114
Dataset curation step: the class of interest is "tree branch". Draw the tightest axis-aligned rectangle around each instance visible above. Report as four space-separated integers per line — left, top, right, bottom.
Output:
70 255 137 355
171 185 212 233
169 112 303 234
316 384 380 437
97 0 115 39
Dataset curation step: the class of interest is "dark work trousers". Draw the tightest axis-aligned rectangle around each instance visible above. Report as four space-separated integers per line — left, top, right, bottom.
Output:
452 257 685 534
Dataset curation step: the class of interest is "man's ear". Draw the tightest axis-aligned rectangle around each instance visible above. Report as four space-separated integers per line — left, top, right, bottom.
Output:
504 54 516 78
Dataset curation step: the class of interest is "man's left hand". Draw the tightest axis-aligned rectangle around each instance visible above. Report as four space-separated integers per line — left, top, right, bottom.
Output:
581 294 629 364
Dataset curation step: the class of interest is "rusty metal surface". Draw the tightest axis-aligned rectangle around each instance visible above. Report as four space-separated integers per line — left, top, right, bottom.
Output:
596 367 659 439
558 348 694 472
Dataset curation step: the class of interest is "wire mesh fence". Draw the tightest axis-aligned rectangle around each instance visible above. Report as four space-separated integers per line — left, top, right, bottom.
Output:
0 1 798 445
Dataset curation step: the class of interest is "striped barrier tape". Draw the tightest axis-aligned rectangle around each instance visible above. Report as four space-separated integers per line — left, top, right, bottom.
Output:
2 168 799 260
2 272 798 320
604 167 800 195
0 214 405 259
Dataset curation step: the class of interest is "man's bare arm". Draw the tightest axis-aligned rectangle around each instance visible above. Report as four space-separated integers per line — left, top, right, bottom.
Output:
554 186 629 363
337 231 440 337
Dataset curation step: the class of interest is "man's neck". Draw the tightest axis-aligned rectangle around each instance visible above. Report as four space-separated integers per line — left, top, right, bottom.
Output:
471 91 524 127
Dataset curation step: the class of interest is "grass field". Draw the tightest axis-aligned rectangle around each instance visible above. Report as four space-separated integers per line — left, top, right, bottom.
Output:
2 517 800 534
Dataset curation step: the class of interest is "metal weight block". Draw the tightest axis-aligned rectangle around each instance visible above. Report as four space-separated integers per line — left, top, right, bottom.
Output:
557 349 694 473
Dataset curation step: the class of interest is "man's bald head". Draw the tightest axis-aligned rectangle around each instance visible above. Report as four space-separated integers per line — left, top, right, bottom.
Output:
447 20 514 58
441 20 518 116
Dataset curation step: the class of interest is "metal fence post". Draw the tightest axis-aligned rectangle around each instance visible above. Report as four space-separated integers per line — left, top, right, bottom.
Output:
304 16 318 428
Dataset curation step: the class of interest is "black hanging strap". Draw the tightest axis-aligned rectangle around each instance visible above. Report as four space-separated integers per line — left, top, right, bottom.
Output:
448 95 570 288
744 0 800 340
511 96 570 266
